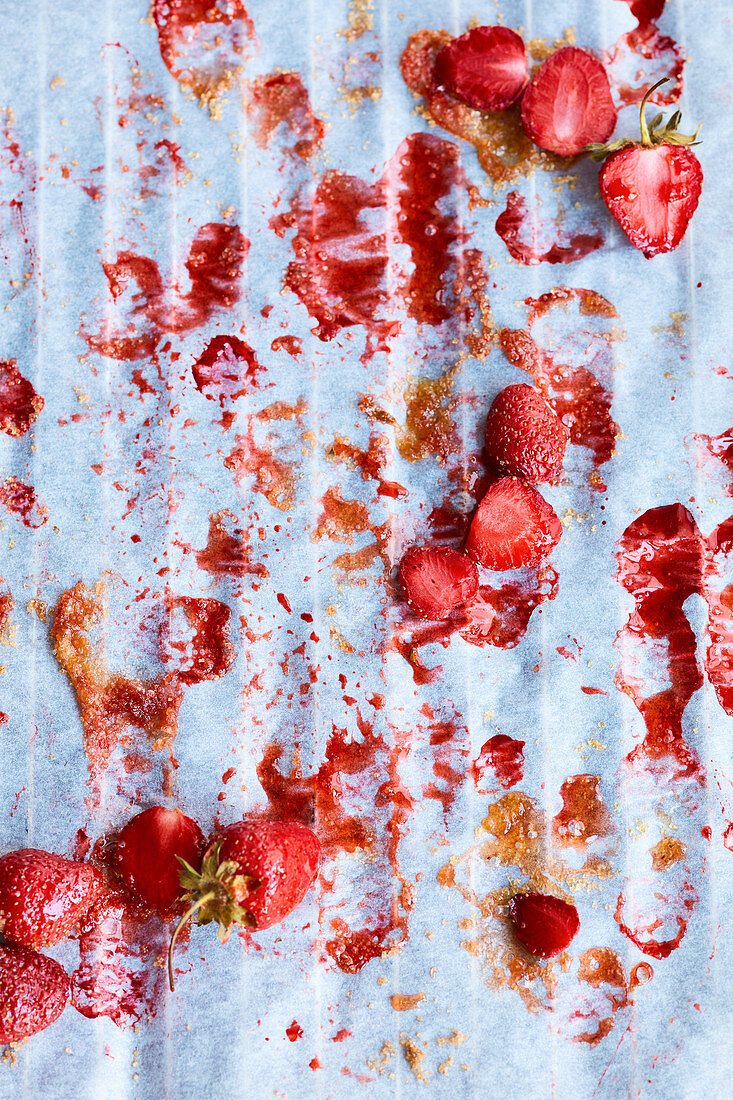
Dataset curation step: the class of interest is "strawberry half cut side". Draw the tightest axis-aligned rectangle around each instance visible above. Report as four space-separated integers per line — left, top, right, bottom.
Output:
465 477 562 571
114 806 206 912
521 46 617 156
399 545 479 619
434 25 529 112
508 892 580 958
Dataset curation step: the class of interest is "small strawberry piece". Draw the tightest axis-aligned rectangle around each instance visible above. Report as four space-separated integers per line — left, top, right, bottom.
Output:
508 892 580 958
399 546 479 620
0 849 103 950
114 806 206 911
521 47 617 156
465 477 561 571
168 819 321 989
484 383 569 484
593 80 702 258
434 26 529 112
0 945 69 1043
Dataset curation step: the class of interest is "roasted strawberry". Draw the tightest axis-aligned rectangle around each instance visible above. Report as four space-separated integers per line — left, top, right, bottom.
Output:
590 79 702 258
484 383 568 484
508 892 580 958
168 819 321 989
434 25 528 111
0 849 103 950
0 945 69 1043
521 46 616 156
465 477 562 570
114 806 206 911
399 545 479 620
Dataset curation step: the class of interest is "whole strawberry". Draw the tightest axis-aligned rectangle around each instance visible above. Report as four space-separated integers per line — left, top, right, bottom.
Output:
589 78 702 258
484 383 568 484
168 819 321 989
0 945 69 1043
114 806 205 912
0 849 103 950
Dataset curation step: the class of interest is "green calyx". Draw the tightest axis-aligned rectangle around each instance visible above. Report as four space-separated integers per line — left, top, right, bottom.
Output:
585 78 702 162
167 840 258 992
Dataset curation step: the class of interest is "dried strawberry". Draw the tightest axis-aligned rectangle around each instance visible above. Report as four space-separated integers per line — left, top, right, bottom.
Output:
0 945 69 1043
168 819 321 989
590 79 702 258
508 892 580 957
399 545 479 620
114 806 206 912
484 383 568 484
521 46 617 156
0 849 103 950
465 477 561 571
434 26 529 111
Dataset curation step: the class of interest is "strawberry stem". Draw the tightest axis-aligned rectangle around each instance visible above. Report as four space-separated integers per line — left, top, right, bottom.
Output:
167 890 217 992
639 79 669 145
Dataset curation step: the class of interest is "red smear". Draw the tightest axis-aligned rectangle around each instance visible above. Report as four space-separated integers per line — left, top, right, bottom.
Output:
470 734 525 790
0 476 48 528
162 595 235 685
153 139 187 178
325 920 396 974
615 505 704 780
327 434 407 500
0 360 44 436
225 424 297 510
0 714 7 727
153 0 258 105
313 487 371 543
581 686 608 695
496 191 604 265
694 427 733 495
500 287 620 482
614 879 698 959
604 0 683 108
0 579 13 639
309 1058 322 1071
332 1028 351 1042
285 1020 303 1042
271 335 303 359
191 335 263 405
552 775 615 848
703 516 733 714
195 511 268 578
246 73 324 158
573 948 629 1046
723 823 733 852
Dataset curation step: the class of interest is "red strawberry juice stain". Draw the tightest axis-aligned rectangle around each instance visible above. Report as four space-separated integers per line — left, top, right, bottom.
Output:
495 191 604 266
285 1020 303 1042
552 775 615 848
274 132 476 357
400 29 564 184
225 424 297 510
421 707 469 813
271 335 303 358
161 594 235 684
614 878 698 959
572 948 629 1046
191 335 263 405
703 516 733 715
0 476 48 528
0 579 13 638
85 224 248 361
153 0 258 105
723 823 733 852
470 734 525 790
580 685 608 695
693 427 733 498
603 0 683 108
326 434 407 500
0 713 7 727
246 73 325 158
195 511 269 578
313 487 371 545
500 287 620 484
0 360 44 436
614 505 704 780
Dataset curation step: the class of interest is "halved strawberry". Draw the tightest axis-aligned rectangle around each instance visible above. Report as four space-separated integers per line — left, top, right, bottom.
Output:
0 849 103 950
591 79 702 258
434 26 529 112
485 383 569 484
114 806 206 912
0 945 69 1043
399 545 479 620
521 47 617 156
508 892 580 958
465 477 561 570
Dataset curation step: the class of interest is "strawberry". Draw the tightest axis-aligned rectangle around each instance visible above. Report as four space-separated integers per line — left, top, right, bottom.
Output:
434 25 529 112
399 545 479 620
168 819 321 989
465 477 561 571
590 79 702 258
521 46 617 156
484 383 568 484
508 892 580 958
0 945 69 1043
0 849 103 950
114 806 205 912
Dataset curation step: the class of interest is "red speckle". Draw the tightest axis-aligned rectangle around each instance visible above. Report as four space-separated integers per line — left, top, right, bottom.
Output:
285 1019 303 1042
495 191 604 265
331 1028 351 1042
580 685 609 696
277 592 292 614
0 360 44 437
309 1058 322 1071
470 735 525 790
222 767 236 784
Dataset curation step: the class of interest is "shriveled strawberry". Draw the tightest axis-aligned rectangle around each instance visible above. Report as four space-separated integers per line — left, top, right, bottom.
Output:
400 545 479 620
484 383 568 484
521 47 617 156
0 945 69 1043
434 26 528 111
168 819 321 989
591 79 702 258
508 892 580 958
0 849 103 950
114 806 205 911
465 477 561 570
